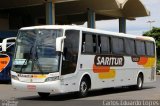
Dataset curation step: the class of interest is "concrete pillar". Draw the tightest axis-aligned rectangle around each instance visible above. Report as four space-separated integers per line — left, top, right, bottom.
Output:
87 9 96 28
119 17 126 33
46 0 55 25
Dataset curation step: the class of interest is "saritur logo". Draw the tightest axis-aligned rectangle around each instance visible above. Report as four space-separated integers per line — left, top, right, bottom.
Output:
94 55 124 66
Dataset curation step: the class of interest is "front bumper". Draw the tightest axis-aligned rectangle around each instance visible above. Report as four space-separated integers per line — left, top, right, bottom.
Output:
12 79 64 93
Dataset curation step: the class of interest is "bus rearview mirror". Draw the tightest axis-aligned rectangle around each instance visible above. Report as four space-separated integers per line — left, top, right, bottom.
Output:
56 36 66 52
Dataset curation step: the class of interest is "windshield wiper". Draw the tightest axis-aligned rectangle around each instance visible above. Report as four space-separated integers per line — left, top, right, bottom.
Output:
32 47 44 75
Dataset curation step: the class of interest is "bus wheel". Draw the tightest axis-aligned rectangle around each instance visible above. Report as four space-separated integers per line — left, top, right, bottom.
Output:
38 92 50 98
78 78 89 97
136 74 143 90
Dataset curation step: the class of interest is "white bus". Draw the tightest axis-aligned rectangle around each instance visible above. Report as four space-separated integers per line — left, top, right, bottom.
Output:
10 25 156 97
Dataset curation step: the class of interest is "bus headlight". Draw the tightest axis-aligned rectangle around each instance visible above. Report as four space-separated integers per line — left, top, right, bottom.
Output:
11 75 19 81
45 76 59 82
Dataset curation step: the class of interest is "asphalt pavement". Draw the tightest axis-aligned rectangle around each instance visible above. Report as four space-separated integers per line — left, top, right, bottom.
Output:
0 76 160 106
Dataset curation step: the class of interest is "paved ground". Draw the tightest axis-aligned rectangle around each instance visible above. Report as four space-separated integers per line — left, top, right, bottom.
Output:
0 76 160 106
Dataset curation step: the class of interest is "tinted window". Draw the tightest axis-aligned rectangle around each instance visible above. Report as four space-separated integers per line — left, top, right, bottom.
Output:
82 33 96 53
7 44 15 56
97 35 101 53
92 35 97 53
64 30 79 53
85 34 94 53
146 42 155 56
136 41 146 56
125 39 136 55
101 36 110 54
112 37 124 55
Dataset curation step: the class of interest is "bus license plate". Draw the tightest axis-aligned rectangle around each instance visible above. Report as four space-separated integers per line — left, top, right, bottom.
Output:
27 85 36 90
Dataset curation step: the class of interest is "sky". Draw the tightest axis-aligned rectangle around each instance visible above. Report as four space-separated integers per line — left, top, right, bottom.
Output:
81 0 160 35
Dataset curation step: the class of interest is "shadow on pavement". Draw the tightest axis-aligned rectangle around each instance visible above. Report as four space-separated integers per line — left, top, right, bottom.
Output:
0 81 11 84
18 86 156 101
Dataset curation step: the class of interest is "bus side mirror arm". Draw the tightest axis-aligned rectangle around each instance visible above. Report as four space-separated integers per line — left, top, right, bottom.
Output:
1 37 16 52
56 36 66 52
2 40 7 52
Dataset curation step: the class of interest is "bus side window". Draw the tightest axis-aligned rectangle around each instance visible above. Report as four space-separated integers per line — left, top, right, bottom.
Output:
7 44 15 56
146 41 155 57
85 34 94 53
112 37 125 55
101 36 111 54
82 33 86 53
6 39 16 56
97 35 101 53
136 40 146 56
92 35 97 53
82 33 94 54
125 39 136 56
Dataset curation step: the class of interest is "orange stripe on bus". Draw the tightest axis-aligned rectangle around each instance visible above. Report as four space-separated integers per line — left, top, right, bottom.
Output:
138 57 148 65
93 64 110 73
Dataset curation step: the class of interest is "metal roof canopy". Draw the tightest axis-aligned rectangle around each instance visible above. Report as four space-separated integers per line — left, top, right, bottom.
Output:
0 0 150 33
0 0 150 19
55 0 150 18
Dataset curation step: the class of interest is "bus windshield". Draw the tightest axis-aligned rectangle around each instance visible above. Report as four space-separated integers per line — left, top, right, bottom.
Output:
13 29 63 74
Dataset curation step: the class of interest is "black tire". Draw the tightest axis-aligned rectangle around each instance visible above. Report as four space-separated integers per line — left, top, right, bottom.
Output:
135 74 143 90
38 92 50 98
78 78 89 97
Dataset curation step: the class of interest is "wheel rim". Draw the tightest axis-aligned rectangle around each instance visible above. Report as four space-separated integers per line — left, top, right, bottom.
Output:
81 81 87 94
138 77 142 88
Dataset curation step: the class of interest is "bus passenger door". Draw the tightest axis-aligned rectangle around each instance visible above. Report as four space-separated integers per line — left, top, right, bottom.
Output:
60 30 80 92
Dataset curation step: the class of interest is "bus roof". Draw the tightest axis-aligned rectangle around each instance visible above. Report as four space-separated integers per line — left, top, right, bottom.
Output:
20 25 155 42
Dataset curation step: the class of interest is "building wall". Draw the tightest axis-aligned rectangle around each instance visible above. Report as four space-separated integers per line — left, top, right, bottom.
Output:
0 18 9 30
